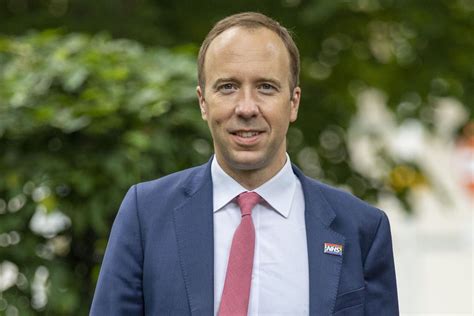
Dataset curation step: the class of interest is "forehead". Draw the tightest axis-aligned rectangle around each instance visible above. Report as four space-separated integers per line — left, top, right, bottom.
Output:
204 27 290 82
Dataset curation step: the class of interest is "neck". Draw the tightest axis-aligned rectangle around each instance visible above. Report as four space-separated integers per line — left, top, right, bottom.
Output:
216 154 287 190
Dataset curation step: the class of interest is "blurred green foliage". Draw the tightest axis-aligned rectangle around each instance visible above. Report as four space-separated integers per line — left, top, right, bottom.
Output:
0 31 210 315
0 0 473 314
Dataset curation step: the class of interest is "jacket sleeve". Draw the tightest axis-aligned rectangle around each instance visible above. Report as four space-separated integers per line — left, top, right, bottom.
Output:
90 185 144 315
363 212 399 315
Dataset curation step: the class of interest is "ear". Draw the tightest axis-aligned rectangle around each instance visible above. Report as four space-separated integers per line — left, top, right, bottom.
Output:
196 86 208 120
289 87 301 122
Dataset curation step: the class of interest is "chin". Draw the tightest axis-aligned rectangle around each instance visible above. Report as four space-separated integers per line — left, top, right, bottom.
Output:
227 152 269 171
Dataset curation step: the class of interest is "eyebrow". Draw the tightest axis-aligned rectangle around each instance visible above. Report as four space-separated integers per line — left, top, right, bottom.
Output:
212 77 238 89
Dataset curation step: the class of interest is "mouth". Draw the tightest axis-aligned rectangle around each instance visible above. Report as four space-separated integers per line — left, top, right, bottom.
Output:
229 130 264 145
232 131 261 138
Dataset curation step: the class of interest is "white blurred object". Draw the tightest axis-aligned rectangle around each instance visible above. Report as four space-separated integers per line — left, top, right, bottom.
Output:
31 266 49 310
390 119 425 161
348 88 473 314
349 88 471 214
433 97 469 139
0 261 19 292
348 88 395 180
29 205 71 238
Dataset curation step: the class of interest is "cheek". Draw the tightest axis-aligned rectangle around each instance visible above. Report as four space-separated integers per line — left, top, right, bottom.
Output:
270 107 292 127
211 116 225 126
207 112 226 130
207 107 232 126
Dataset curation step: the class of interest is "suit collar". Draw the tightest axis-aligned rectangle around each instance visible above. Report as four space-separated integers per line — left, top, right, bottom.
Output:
211 155 297 218
291 164 336 227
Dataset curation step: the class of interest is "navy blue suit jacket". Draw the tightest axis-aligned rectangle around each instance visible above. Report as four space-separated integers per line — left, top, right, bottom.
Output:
90 161 398 315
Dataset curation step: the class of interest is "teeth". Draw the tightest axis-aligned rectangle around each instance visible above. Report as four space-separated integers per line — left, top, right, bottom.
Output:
236 131 259 138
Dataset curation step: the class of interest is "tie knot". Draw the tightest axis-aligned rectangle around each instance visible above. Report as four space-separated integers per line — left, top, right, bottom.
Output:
237 191 261 216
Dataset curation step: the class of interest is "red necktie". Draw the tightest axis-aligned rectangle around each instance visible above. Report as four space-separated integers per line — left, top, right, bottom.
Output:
218 191 261 316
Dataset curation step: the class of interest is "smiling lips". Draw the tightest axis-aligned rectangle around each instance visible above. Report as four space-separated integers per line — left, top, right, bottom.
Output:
230 130 264 145
234 131 260 138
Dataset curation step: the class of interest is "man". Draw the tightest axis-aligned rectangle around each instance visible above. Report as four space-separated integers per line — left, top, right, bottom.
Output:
91 12 398 315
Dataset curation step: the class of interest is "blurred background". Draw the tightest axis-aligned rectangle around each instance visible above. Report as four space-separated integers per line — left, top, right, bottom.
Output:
0 0 472 315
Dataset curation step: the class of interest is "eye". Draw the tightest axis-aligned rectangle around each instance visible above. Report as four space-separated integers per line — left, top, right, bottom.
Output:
218 83 237 94
258 83 277 94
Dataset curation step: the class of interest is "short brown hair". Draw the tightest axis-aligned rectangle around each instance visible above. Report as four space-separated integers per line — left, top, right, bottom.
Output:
197 12 300 91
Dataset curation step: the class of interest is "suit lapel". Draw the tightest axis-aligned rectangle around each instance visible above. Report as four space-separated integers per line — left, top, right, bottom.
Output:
293 166 345 315
173 162 214 315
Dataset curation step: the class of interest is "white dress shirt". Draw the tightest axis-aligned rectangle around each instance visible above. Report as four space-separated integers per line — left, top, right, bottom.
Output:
212 155 309 315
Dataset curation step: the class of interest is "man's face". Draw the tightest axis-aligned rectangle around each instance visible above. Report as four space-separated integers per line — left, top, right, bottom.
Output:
197 26 301 183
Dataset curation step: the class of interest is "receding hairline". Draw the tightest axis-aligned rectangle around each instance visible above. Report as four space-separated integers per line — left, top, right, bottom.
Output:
205 26 291 70
197 12 300 92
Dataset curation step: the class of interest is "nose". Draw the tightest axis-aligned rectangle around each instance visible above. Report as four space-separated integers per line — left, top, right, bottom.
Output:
235 88 259 118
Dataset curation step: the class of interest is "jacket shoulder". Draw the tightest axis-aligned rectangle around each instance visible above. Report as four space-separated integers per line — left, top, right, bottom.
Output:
134 163 208 198
300 174 387 240
315 179 384 222
118 162 211 223
304 176 391 264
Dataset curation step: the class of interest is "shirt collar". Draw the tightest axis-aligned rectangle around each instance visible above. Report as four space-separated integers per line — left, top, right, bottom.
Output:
211 154 297 218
